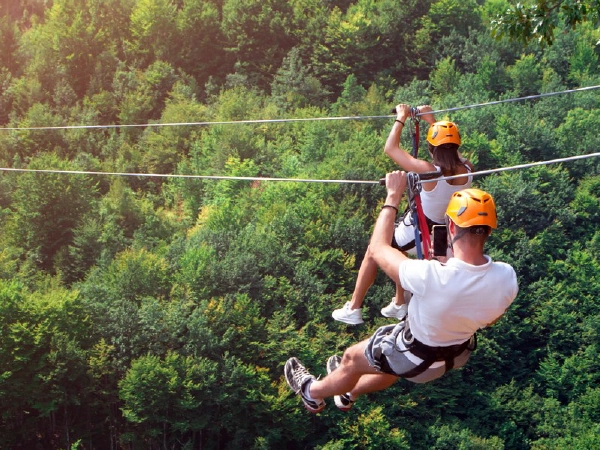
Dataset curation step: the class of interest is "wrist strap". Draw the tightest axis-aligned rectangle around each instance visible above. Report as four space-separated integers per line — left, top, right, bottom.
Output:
381 204 399 214
395 119 405 126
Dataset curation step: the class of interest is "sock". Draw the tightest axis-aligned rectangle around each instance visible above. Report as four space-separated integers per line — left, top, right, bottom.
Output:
302 380 322 402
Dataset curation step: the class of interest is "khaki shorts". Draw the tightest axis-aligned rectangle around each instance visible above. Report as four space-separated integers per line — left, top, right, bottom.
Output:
364 321 472 384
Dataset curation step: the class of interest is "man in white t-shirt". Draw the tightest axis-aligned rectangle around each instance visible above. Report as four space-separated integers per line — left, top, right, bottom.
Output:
284 170 519 413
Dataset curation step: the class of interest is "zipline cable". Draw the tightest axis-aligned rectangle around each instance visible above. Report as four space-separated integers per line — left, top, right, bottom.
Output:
0 167 378 184
1 85 599 132
2 152 599 184
413 84 600 117
0 114 391 131
421 151 600 184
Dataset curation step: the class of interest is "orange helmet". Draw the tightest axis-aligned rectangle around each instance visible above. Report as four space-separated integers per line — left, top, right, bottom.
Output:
446 188 497 228
427 121 461 146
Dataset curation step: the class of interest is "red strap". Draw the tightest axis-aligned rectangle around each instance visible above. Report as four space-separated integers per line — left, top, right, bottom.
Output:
411 120 420 158
414 194 432 259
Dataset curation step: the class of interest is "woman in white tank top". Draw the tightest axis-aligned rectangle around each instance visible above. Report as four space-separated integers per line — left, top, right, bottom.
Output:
332 104 474 325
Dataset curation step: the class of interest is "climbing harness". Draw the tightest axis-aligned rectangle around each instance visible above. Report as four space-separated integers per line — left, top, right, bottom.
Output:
376 319 477 378
407 170 441 260
399 320 477 378
380 169 441 260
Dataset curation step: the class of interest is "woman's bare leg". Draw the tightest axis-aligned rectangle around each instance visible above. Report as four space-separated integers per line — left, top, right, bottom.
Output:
348 245 379 310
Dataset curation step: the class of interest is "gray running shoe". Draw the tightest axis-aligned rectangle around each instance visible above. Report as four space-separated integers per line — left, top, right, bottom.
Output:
284 357 325 413
326 355 355 412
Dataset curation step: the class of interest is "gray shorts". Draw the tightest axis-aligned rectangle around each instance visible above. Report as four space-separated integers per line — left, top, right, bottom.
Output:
364 321 473 384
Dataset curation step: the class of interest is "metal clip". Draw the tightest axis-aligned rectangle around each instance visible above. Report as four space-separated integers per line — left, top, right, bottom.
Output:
410 107 420 122
407 171 422 195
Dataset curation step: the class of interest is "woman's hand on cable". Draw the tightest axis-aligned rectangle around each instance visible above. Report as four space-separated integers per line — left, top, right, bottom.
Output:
416 105 435 125
385 170 407 206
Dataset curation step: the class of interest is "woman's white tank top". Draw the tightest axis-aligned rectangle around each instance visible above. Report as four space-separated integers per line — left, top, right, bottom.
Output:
420 164 473 223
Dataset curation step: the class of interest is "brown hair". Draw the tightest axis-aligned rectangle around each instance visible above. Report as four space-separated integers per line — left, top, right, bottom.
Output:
428 142 462 175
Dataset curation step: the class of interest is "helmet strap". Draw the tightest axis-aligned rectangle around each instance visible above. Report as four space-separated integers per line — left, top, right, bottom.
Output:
446 216 469 249
450 227 469 246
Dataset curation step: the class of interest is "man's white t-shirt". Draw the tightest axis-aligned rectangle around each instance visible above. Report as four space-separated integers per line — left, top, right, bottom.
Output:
399 256 518 347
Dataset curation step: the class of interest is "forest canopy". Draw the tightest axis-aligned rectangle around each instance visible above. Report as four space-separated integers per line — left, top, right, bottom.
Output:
0 0 599 449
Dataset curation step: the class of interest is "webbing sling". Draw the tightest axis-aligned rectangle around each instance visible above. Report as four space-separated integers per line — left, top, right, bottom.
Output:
409 107 420 158
398 322 476 379
406 171 441 260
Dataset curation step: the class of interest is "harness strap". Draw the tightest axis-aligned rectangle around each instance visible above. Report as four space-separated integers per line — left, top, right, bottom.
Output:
409 107 420 157
414 194 432 258
398 322 476 379
406 172 424 259
399 357 437 379
406 170 441 260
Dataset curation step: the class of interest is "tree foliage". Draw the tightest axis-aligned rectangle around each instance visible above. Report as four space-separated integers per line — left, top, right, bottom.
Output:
491 0 600 45
0 0 599 448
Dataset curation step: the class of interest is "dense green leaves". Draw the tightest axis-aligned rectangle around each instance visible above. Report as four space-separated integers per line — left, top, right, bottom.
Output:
1 0 600 448
491 0 600 45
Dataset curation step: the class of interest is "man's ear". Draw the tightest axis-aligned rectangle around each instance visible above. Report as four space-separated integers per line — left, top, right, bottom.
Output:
447 219 456 235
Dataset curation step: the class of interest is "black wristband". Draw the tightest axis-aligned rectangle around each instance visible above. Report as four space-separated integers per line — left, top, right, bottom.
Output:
394 119 404 126
381 204 399 214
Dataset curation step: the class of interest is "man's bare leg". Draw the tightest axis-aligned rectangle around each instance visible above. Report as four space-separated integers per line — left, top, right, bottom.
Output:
349 373 398 398
308 340 397 399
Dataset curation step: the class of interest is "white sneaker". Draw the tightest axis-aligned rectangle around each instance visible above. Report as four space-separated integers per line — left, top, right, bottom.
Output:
332 302 363 325
380 299 408 320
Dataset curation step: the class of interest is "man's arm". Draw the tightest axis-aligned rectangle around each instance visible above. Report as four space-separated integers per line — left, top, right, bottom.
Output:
369 171 411 285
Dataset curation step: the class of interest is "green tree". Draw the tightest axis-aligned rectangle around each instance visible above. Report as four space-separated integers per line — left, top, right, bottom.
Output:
338 406 410 449
15 0 130 101
481 166 574 240
221 0 295 91
174 0 232 90
492 0 600 45
271 47 328 110
507 54 542 96
568 36 599 84
431 57 461 98
128 0 178 67
555 108 600 179
430 423 504 450
0 280 92 449
4 153 98 273
137 83 207 175
417 0 483 53
312 0 433 97
116 61 179 133
119 352 219 448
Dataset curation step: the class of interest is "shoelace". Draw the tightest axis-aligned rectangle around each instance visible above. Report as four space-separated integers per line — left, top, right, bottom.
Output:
293 362 312 390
